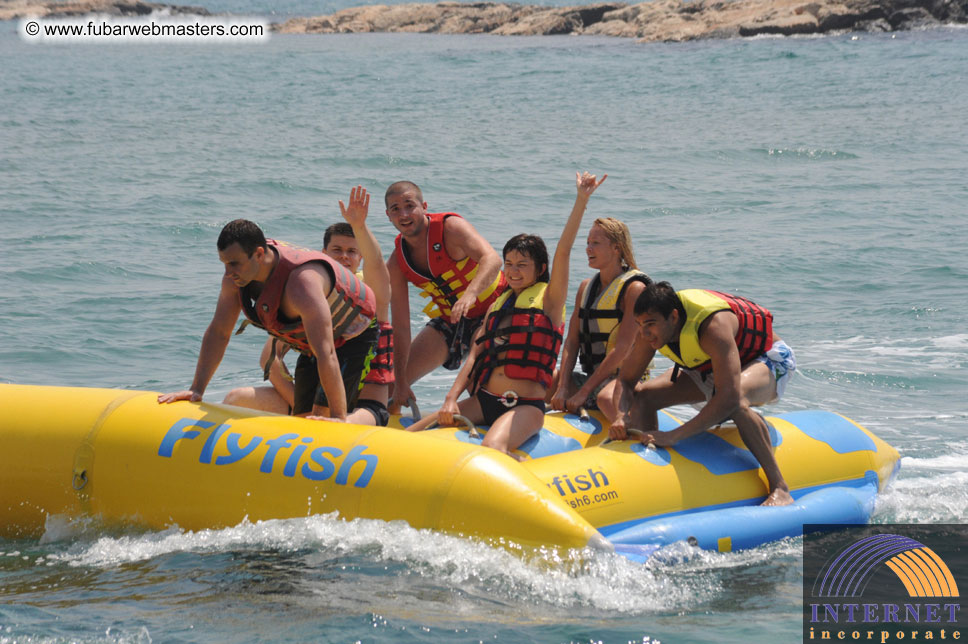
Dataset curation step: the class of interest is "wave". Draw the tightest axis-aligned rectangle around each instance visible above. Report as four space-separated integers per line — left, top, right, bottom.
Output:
874 447 968 524
763 147 859 160
875 472 968 524
32 512 775 616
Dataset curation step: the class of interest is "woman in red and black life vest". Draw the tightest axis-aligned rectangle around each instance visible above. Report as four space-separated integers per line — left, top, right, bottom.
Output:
549 214 651 419
407 172 607 457
221 188 395 426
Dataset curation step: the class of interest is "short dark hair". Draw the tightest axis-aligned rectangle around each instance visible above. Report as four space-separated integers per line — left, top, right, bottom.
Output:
385 180 423 207
634 281 685 319
217 219 267 257
503 234 550 283
324 223 355 249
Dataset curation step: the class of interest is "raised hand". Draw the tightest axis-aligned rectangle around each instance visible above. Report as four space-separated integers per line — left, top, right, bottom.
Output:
576 171 607 199
338 185 370 227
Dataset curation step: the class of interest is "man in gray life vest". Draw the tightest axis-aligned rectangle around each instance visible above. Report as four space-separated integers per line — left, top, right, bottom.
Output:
158 218 378 421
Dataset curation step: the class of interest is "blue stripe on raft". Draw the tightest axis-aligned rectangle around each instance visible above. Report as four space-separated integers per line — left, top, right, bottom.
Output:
562 413 603 435
778 410 876 454
657 411 681 432
630 443 672 466
672 421 781 476
599 471 880 538
452 425 586 459
518 429 583 458
608 478 878 553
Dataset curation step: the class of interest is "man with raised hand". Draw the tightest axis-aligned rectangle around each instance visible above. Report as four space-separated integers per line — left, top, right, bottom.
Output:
336 185 395 426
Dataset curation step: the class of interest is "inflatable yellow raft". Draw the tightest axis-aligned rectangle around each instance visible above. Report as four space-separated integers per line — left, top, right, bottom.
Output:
0 384 900 558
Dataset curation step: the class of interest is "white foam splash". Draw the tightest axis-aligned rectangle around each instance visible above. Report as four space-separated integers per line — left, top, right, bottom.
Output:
901 451 968 471
932 333 968 349
0 626 151 644
875 469 968 524
42 513 732 614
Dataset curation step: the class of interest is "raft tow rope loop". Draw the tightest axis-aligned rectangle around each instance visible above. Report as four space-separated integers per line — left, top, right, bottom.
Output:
72 470 88 491
453 414 481 439
406 396 421 421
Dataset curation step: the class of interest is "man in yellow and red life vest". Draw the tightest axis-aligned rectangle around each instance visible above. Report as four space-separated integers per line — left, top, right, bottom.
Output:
611 281 797 506
158 218 377 422
384 181 506 414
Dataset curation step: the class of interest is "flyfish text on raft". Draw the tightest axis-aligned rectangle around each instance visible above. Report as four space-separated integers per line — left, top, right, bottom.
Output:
158 418 377 488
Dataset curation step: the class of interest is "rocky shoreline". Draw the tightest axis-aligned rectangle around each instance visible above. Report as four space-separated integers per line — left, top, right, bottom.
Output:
3 0 966 41
0 0 208 21
275 0 967 41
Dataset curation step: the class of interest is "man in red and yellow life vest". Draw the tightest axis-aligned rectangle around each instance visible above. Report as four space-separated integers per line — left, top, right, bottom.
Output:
158 218 376 422
384 181 506 414
611 281 798 506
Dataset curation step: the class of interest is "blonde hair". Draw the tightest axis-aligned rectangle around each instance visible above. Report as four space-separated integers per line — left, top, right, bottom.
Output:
592 218 637 271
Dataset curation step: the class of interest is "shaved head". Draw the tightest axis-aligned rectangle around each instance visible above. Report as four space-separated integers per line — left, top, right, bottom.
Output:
385 181 423 207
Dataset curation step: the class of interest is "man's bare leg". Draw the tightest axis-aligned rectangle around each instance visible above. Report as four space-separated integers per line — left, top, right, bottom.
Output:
405 325 450 389
628 368 705 433
222 386 291 415
734 361 792 505
732 404 792 506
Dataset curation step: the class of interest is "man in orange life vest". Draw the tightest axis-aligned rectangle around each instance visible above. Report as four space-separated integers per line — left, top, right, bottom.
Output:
219 188 394 426
384 181 506 414
610 281 797 506
158 218 377 421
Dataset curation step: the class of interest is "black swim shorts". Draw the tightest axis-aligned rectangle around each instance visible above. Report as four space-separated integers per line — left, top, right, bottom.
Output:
291 321 379 416
427 315 485 370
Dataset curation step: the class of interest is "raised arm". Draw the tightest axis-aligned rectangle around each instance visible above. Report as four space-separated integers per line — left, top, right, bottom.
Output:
387 250 414 413
550 283 586 412
545 171 607 328
339 185 390 320
443 216 502 324
158 275 242 403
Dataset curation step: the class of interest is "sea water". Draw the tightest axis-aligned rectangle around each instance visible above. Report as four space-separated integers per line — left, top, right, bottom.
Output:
1 12 966 643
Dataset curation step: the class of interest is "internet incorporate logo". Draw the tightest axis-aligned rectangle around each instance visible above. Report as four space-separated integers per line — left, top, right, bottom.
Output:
803 525 965 643
815 534 960 599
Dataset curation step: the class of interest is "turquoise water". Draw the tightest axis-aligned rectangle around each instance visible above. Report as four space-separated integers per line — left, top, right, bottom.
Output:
2 16 967 644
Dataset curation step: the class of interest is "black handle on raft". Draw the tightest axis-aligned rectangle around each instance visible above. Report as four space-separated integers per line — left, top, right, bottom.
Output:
406 396 421 421
453 414 481 439
601 426 649 446
428 413 481 439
